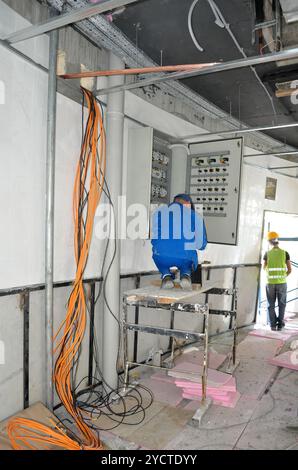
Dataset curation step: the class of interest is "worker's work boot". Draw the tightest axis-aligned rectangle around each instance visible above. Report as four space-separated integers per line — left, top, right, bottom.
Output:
161 275 174 289
277 321 285 331
180 274 192 291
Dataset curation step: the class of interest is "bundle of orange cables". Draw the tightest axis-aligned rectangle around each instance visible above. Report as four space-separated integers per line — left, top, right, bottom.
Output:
7 88 106 450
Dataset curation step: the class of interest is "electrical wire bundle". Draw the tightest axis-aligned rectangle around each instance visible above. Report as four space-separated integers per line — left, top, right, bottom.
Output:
7 88 106 450
7 87 154 450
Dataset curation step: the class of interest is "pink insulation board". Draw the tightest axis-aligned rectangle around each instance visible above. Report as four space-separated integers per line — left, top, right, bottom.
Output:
249 328 298 343
168 361 233 387
268 350 298 371
182 391 241 408
175 350 227 369
175 375 236 392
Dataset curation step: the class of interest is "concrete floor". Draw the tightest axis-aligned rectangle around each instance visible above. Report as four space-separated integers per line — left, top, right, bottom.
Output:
55 325 298 450
97 326 298 450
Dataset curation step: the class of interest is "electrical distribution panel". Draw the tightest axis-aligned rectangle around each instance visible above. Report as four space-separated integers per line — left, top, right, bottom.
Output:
187 138 243 245
126 128 172 239
126 127 154 239
150 137 172 206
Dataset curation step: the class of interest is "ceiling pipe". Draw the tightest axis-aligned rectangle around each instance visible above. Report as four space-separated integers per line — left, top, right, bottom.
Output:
96 47 298 95
174 122 298 142
2 0 139 44
268 165 298 170
244 150 298 158
59 62 218 79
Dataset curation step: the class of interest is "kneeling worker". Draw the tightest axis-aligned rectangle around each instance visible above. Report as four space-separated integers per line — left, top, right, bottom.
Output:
263 231 291 331
151 194 207 290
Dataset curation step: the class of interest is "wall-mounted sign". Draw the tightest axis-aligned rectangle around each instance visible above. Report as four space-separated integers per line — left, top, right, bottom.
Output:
265 177 277 201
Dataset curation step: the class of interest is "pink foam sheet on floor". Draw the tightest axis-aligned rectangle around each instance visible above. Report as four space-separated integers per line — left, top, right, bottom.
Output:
249 329 298 343
168 361 233 387
182 391 241 408
268 350 298 371
182 388 232 399
175 375 236 392
170 361 240 408
149 357 241 409
175 350 227 369
151 350 228 385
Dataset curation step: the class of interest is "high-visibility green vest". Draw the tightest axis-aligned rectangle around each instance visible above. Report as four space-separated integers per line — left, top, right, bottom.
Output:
266 248 287 284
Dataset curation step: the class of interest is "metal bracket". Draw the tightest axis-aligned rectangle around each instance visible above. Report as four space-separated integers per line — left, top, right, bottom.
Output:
190 398 213 426
225 359 240 374
225 352 240 374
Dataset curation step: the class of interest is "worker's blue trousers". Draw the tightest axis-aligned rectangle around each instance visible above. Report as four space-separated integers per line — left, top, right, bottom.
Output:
153 254 195 279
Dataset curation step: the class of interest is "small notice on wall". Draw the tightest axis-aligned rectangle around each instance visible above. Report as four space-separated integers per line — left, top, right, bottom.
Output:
265 177 277 200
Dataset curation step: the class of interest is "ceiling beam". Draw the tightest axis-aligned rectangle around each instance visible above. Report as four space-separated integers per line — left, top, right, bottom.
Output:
2 0 139 44
175 122 298 142
244 150 298 158
59 62 218 79
96 47 298 95
268 165 298 170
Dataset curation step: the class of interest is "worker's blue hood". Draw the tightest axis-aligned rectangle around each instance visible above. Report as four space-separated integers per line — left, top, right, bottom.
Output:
174 194 193 204
151 203 207 254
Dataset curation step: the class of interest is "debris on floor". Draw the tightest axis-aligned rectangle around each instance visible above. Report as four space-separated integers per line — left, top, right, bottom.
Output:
268 350 298 371
249 328 298 343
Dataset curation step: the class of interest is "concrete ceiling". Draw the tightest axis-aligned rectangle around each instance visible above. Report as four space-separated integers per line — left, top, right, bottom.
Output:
113 0 298 148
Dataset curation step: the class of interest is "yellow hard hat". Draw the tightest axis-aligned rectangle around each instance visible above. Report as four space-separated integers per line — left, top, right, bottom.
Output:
267 231 279 241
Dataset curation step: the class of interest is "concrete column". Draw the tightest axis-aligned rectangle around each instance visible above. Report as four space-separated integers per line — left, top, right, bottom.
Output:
169 144 189 199
102 52 125 390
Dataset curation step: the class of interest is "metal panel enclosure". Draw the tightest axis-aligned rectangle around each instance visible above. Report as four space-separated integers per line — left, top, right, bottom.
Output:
188 138 243 245
126 126 153 239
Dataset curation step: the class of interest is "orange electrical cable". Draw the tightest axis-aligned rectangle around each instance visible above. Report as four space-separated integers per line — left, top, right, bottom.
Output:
7 88 106 450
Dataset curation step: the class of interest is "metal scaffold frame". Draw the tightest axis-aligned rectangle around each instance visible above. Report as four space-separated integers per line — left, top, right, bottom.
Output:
121 280 239 424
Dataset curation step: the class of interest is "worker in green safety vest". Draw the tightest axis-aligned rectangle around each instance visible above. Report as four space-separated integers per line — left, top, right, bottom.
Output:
263 231 292 331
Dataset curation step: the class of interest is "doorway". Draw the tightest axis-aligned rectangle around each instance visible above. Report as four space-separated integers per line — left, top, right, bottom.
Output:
257 210 298 326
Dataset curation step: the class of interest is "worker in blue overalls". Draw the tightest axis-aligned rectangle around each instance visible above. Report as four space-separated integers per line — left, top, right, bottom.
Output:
151 194 207 289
